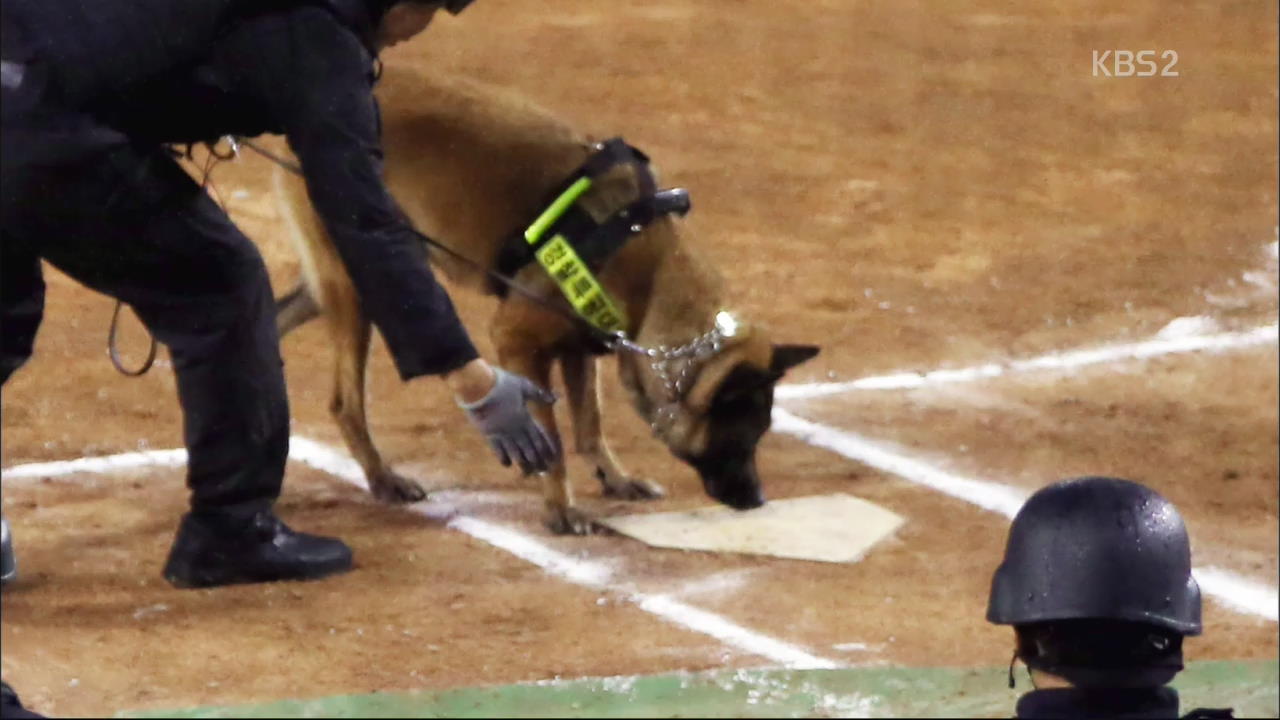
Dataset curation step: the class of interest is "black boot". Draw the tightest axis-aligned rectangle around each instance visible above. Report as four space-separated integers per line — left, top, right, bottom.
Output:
163 509 353 589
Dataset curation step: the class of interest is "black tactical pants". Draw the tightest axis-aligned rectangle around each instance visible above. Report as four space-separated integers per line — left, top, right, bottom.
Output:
1 680 45 720
2 117 289 520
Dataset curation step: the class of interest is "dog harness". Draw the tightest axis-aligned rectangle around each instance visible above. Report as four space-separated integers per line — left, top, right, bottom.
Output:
494 137 691 338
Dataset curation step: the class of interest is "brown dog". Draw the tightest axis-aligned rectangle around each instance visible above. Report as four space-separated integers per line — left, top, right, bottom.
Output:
273 66 818 534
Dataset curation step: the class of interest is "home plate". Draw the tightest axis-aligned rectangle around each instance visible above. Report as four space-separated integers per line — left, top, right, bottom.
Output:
598 493 905 563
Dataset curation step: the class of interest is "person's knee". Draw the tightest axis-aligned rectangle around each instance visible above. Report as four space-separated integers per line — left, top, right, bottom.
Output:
211 236 274 313
137 233 275 336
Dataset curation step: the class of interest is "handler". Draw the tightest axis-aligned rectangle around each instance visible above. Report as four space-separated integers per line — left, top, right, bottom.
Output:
0 0 560 588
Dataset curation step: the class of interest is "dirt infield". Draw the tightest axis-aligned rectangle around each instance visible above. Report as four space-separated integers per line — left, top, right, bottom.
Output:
2 1 1277 717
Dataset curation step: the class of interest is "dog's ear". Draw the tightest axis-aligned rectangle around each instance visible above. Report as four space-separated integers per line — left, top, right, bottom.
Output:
770 344 820 375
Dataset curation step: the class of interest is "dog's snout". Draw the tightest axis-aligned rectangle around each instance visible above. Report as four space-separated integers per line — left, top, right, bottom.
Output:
696 456 765 510
716 482 765 510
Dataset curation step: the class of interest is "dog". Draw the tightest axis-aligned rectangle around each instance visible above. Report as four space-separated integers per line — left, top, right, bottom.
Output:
273 66 819 535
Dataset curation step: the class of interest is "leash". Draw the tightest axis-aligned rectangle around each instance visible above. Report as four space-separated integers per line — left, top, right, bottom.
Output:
155 134 743 438
107 143 233 377
107 301 158 376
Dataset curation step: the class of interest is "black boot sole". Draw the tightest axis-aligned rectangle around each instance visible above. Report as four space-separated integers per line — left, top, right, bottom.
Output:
163 552 354 589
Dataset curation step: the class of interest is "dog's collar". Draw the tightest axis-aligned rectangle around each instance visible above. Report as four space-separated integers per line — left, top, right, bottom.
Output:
641 311 743 437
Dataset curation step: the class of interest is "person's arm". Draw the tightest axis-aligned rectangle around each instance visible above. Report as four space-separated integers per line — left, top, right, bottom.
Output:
213 9 558 472
215 7 476 381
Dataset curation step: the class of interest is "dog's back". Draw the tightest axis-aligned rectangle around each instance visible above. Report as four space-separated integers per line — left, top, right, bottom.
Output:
273 66 589 295
372 67 594 289
277 66 662 295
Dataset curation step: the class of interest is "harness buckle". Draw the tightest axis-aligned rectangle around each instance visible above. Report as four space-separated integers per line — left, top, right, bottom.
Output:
652 188 691 217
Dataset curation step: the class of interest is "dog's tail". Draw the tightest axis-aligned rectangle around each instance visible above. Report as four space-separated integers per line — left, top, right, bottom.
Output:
271 156 333 337
276 281 321 337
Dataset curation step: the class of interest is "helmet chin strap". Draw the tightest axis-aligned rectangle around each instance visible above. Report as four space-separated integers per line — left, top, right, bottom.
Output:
1008 651 1037 690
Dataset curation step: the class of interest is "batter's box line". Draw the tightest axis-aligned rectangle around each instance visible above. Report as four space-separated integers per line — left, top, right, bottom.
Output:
770 408 1279 624
777 320 1278 400
0 439 857 673
284 436 853 673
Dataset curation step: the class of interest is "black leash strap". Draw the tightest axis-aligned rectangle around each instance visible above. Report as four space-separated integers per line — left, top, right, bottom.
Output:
108 300 157 376
237 138 301 175
109 140 236 378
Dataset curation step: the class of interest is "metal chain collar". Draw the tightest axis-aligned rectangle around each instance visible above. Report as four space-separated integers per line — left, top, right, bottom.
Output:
617 311 742 436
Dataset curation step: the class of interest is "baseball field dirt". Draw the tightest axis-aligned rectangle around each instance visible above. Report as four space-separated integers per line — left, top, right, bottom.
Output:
2 1 1276 717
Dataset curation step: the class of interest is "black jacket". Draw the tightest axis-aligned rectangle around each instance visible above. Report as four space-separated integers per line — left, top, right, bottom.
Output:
1015 688 1233 720
3 0 383 108
2 0 479 379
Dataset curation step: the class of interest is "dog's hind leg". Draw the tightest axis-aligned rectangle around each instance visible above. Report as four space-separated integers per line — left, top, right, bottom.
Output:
273 161 421 501
327 306 427 504
561 351 665 501
275 280 321 338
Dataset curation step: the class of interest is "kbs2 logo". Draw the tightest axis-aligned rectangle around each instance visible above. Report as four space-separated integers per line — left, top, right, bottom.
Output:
1092 50 1179 77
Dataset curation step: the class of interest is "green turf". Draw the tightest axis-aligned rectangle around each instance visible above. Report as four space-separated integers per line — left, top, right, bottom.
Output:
118 659 1276 718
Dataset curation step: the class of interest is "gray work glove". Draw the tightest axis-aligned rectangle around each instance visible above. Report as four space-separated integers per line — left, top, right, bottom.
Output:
458 367 560 474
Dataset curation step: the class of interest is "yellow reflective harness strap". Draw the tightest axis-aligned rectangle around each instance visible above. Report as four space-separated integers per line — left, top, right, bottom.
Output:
534 236 628 333
524 177 593 244
523 176 629 334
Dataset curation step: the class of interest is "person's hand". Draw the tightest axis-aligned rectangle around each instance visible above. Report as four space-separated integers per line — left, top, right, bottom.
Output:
453 364 559 474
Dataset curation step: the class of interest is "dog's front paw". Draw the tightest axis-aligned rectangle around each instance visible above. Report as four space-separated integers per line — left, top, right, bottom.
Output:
369 471 427 504
544 505 599 536
596 469 666 501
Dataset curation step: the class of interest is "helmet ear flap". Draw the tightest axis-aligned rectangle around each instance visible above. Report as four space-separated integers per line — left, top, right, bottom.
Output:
1014 624 1055 670
1015 620 1185 683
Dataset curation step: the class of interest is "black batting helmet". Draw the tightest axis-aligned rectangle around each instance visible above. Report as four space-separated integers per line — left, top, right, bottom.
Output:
987 476 1201 636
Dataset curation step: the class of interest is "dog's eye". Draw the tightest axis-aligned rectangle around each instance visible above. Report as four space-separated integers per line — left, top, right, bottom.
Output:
708 365 780 417
711 379 775 414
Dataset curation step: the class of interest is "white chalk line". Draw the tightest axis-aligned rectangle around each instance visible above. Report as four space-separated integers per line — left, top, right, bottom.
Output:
665 568 759 600
1 449 187 481
1191 567 1280 624
284 437 842 670
771 408 1279 623
454 514 840 669
832 641 886 653
1 438 843 671
771 410 1029 518
778 322 1278 400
